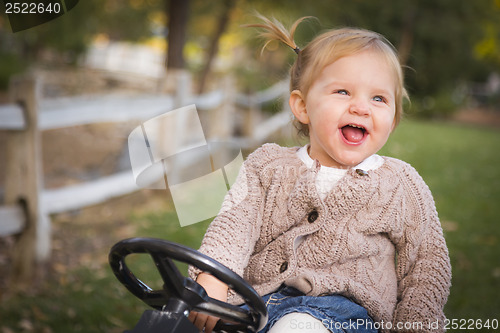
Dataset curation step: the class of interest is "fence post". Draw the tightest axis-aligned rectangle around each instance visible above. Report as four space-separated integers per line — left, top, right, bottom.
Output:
209 76 235 139
243 93 258 139
4 74 49 284
174 70 192 108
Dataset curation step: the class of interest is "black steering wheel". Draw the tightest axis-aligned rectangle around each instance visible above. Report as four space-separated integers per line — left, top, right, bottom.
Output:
109 238 267 332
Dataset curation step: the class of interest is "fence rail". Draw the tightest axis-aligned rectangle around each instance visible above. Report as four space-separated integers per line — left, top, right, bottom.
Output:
0 205 25 235
0 103 25 130
0 79 289 131
0 73 291 284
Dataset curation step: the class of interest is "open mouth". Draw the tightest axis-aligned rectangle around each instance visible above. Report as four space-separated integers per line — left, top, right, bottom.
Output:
340 124 367 144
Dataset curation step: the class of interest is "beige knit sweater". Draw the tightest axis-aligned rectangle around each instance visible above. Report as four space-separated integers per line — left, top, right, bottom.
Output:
192 143 451 332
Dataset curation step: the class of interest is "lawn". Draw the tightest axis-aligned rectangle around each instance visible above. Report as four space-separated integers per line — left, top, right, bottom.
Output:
379 120 500 323
0 119 499 332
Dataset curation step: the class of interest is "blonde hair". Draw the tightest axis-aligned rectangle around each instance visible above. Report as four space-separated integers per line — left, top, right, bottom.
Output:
247 15 409 137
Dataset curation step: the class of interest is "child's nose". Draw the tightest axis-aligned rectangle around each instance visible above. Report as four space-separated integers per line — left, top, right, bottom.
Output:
349 99 371 116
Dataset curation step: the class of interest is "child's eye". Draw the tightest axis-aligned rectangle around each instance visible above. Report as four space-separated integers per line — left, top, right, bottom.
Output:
334 89 349 95
373 95 386 103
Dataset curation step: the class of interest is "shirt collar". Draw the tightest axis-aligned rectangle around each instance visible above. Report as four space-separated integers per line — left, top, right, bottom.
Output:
296 144 384 172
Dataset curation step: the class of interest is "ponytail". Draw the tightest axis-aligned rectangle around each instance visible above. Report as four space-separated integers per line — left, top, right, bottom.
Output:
244 14 312 55
245 14 313 138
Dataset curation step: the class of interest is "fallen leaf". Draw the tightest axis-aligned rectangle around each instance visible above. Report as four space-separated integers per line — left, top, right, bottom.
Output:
441 220 458 232
18 319 33 332
31 305 48 321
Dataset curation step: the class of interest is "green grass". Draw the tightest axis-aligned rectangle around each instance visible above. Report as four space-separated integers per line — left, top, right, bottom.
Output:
0 119 499 332
380 120 500 323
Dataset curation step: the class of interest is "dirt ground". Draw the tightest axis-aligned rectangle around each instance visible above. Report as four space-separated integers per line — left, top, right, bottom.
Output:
453 107 500 128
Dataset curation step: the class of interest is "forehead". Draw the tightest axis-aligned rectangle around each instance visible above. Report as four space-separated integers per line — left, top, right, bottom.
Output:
317 50 398 90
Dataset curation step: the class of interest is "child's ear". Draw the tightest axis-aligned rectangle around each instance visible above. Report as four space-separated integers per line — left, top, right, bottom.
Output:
289 90 310 124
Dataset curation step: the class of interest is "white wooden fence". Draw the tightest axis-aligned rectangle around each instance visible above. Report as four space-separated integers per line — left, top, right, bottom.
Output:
0 72 292 283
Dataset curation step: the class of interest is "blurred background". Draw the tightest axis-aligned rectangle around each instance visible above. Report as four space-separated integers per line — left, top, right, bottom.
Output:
0 0 499 332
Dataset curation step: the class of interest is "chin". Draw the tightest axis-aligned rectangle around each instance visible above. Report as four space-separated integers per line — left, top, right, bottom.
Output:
338 155 365 168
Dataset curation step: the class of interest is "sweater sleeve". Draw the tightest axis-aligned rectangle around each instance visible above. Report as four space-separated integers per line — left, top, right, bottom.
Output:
391 164 452 332
188 145 269 281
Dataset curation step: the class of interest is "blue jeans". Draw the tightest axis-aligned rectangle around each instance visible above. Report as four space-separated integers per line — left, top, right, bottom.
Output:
245 285 378 333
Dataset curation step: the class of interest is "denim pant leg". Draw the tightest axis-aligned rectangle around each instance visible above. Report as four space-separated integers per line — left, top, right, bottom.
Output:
243 286 378 333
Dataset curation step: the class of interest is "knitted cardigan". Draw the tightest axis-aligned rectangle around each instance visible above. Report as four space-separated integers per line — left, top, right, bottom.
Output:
191 143 451 332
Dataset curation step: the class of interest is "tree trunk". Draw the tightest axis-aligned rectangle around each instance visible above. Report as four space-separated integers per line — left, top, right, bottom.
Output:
166 0 190 70
197 0 236 94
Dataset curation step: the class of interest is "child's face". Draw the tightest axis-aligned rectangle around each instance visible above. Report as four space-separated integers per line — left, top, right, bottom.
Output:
290 50 397 168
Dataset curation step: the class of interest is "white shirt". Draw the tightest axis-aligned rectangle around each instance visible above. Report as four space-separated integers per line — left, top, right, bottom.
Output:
296 145 384 200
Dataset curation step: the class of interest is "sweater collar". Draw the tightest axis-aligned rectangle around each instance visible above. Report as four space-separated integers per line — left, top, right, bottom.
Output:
287 145 381 218
296 144 384 173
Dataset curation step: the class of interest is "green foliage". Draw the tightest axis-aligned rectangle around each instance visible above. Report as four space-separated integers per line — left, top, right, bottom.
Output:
0 51 27 89
474 0 500 67
408 89 466 119
0 0 160 63
0 0 162 85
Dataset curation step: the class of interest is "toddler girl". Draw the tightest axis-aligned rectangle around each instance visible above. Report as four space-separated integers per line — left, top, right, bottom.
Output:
189 15 451 333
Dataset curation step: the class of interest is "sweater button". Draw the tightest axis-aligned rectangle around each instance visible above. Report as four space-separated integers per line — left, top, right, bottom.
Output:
307 210 318 223
279 261 288 273
356 169 368 176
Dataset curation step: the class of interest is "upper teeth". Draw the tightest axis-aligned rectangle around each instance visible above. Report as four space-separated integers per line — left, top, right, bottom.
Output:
348 124 364 129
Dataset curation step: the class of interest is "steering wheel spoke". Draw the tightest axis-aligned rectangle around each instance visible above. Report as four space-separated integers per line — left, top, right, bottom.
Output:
149 252 185 297
141 289 171 309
